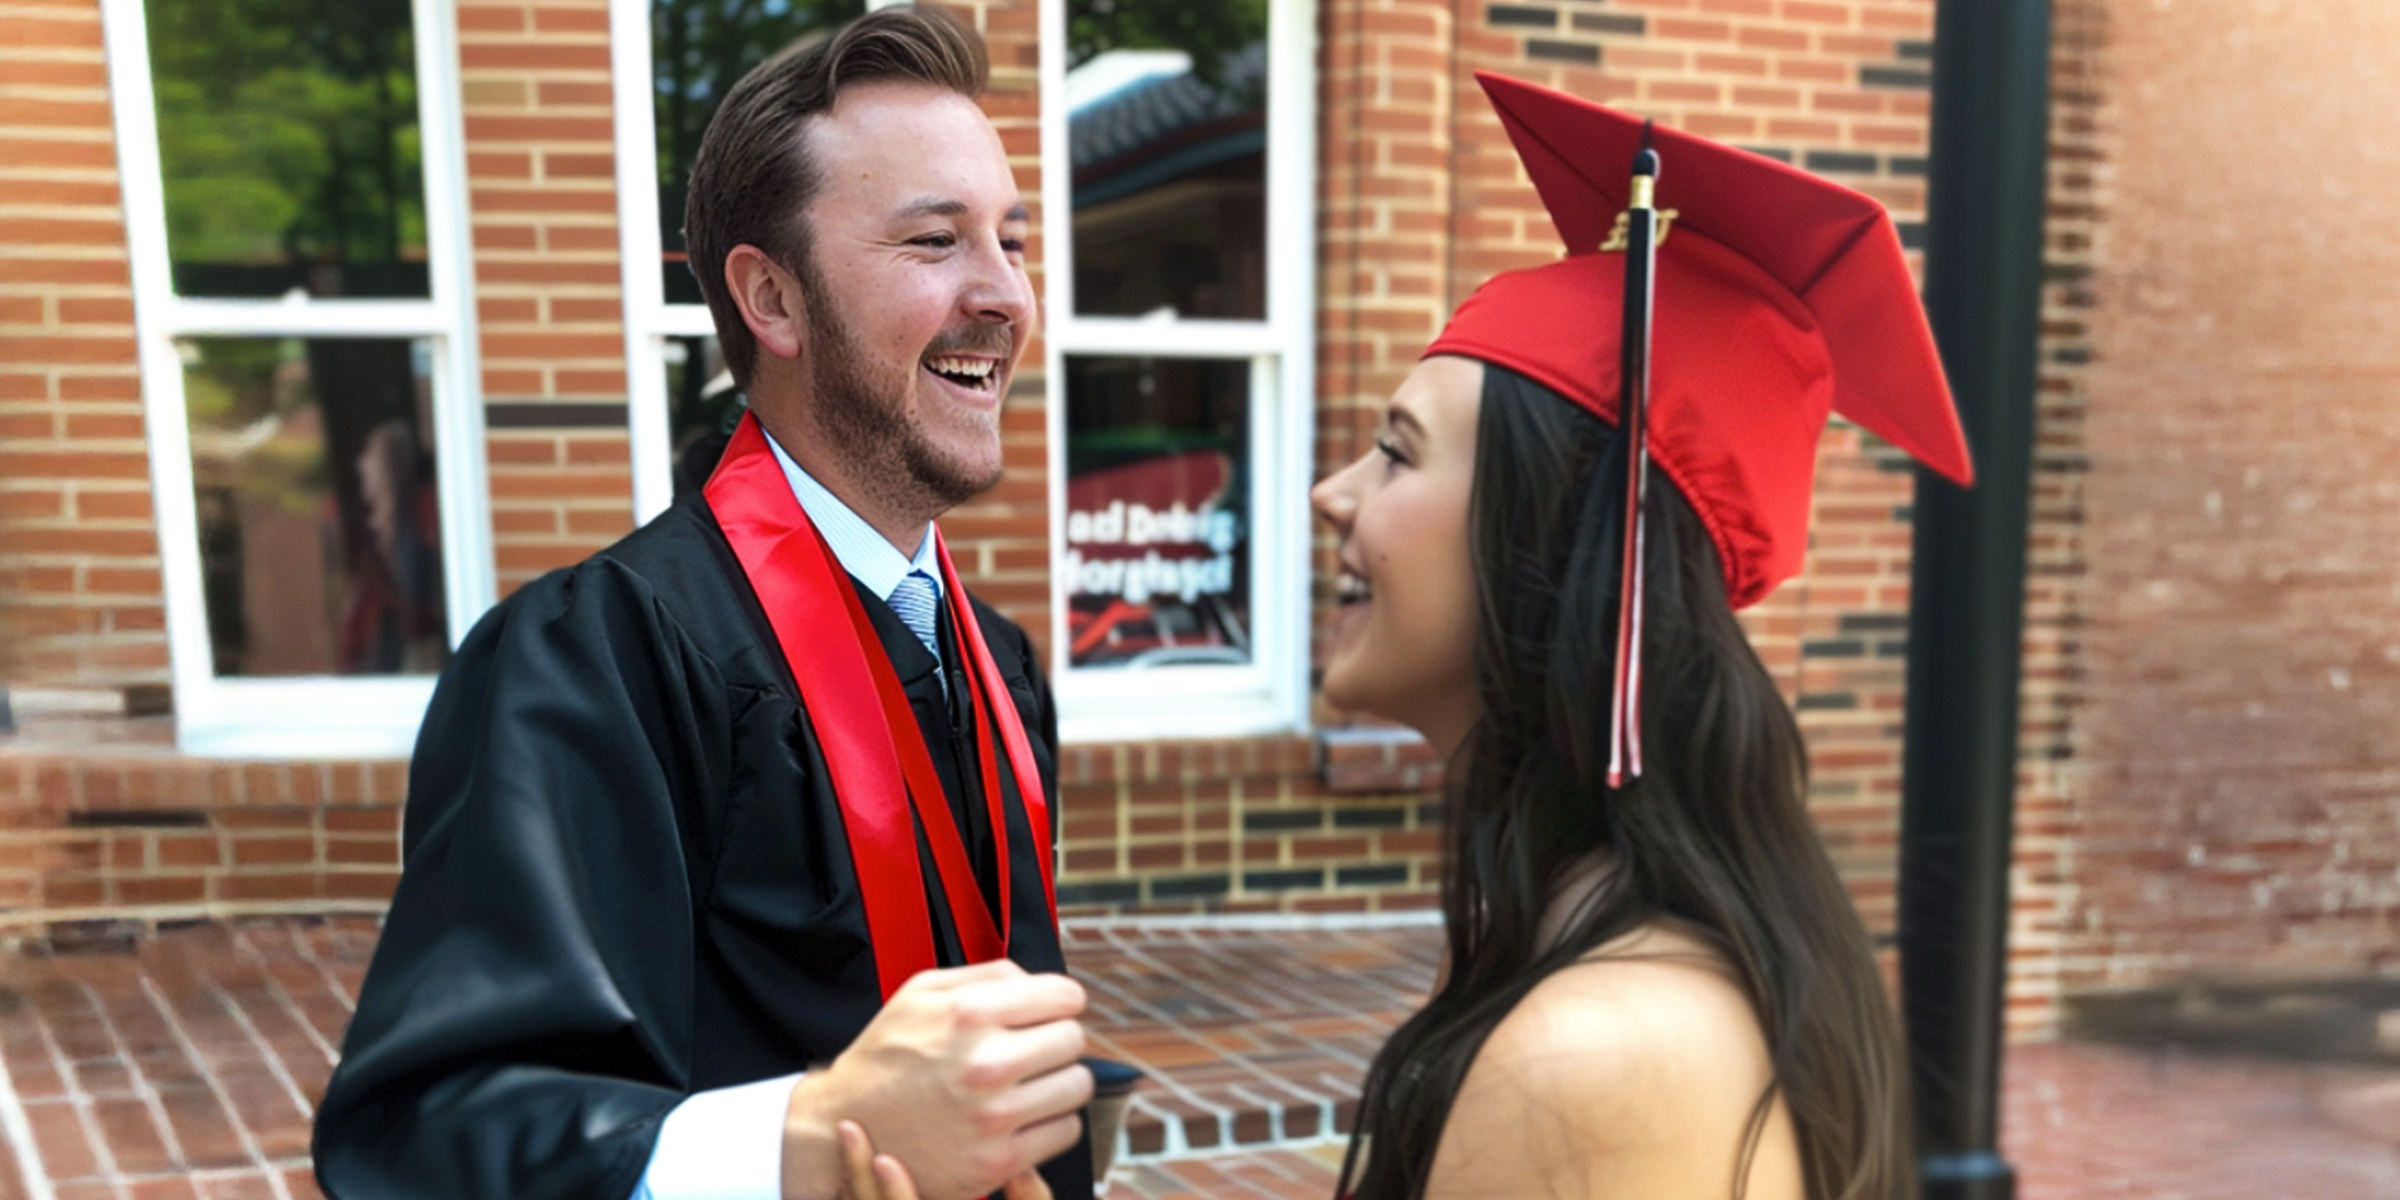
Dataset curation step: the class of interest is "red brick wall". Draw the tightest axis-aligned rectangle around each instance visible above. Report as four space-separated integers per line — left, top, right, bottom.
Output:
0 0 170 689
2004 0 2104 1036
0 755 403 922
458 0 638 593
1053 738 1444 914
2051 0 2400 989
930 0 1057 646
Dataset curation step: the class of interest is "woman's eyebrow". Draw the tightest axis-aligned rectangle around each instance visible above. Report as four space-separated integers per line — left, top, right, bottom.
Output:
1385 404 1427 438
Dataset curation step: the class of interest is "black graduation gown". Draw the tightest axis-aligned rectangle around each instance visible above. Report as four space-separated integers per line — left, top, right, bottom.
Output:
311 493 1093 1200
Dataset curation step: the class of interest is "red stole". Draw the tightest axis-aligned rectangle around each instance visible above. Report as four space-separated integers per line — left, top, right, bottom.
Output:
703 414 1058 999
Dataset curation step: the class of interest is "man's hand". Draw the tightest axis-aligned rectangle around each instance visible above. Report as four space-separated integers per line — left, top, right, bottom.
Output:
783 960 1092 1200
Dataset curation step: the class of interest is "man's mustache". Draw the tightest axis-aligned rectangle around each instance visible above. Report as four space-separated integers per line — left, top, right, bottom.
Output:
923 327 1015 362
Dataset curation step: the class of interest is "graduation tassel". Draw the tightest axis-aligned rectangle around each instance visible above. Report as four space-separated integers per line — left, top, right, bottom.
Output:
1607 124 1660 790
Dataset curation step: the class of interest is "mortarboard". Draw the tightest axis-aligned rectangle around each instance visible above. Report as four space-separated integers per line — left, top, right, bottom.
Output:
1427 71 1974 612
1424 72 1974 784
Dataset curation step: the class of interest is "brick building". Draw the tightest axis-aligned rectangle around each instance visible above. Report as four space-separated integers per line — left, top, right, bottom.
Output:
2 0 2393 1042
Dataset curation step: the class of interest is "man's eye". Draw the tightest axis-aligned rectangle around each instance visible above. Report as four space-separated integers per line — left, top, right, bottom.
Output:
912 233 957 249
1001 238 1027 254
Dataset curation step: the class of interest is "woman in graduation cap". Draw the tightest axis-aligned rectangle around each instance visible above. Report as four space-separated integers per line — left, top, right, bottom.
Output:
1304 73 1973 1200
833 73 1972 1200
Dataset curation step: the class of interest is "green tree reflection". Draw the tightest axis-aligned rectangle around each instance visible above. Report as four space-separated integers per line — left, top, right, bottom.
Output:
147 0 425 295
1069 0 1266 92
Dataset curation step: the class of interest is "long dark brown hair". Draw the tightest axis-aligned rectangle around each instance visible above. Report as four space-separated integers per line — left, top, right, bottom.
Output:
1337 366 1911 1200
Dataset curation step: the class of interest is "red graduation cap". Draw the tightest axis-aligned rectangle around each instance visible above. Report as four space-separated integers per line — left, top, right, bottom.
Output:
1427 72 1974 615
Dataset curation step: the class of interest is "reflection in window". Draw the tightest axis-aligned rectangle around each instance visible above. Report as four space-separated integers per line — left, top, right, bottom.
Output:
182 338 448 677
1067 0 1268 319
663 335 747 502
1063 356 1250 669
652 0 865 304
147 0 429 299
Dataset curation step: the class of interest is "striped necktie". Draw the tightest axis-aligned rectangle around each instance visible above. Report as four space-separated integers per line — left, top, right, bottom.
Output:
888 570 946 688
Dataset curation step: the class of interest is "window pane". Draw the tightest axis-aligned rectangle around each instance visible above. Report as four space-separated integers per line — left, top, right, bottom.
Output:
1067 0 1269 319
652 0 866 305
662 335 748 502
1062 356 1250 669
147 0 430 299
182 337 449 677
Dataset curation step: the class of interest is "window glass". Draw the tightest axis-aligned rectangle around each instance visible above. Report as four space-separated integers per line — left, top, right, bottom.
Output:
181 337 449 677
652 0 866 304
1062 356 1250 669
662 334 746 502
1066 0 1269 319
146 0 429 299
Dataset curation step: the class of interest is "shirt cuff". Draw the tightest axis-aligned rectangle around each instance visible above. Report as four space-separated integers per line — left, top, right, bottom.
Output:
633 1073 804 1200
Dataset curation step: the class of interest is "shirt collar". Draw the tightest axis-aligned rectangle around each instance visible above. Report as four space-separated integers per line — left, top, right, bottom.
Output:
760 426 942 603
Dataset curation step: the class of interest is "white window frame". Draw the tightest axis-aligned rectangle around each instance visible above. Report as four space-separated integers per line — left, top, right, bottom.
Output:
1038 0 1318 742
610 0 736 524
101 0 493 758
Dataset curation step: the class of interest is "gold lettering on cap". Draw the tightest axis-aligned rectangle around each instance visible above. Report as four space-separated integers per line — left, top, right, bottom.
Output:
1599 208 1680 254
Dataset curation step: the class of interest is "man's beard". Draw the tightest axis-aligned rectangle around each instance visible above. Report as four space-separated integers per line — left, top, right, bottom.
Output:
796 257 1007 515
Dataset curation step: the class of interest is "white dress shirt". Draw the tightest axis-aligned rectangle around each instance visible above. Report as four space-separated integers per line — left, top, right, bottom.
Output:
632 428 941 1200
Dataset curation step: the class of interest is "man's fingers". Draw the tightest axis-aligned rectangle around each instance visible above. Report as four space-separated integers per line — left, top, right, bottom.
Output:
1006 1109 1084 1177
1002 1170 1055 1200
996 1059 1095 1130
977 1018 1089 1088
955 973 1086 1029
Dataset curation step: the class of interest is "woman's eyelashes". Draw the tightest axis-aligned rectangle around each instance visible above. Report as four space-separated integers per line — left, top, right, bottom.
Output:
1374 437 1410 470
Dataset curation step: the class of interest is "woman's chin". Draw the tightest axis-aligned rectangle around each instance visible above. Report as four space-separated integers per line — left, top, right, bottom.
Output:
1321 656 1400 728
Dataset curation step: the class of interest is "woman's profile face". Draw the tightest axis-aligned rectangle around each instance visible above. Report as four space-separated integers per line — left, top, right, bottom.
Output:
1311 355 1485 751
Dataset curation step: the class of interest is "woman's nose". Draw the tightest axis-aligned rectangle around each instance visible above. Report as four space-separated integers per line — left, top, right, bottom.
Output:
1311 468 1357 531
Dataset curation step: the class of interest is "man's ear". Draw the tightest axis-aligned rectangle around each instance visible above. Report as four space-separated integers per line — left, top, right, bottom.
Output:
724 244 808 364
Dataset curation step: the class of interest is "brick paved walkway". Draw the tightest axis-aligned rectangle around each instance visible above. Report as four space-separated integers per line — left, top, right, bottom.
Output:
0 918 2389 1200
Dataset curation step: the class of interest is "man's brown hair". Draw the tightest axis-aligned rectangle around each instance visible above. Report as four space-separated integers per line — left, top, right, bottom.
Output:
684 4 989 388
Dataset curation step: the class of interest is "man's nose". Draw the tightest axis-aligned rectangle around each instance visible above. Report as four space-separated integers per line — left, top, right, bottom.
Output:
967 240 1035 327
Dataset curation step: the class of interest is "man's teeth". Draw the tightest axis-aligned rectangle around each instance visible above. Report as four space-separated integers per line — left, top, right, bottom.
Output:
927 356 995 383
1337 574 1372 603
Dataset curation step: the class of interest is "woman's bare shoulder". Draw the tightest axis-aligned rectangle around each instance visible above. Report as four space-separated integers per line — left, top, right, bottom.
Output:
1422 924 1801 1200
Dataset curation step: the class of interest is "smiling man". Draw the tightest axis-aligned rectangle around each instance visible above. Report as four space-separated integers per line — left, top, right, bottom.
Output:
310 10 1095 1200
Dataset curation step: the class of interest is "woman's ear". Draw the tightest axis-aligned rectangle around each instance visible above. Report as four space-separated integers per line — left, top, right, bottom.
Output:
723 244 807 365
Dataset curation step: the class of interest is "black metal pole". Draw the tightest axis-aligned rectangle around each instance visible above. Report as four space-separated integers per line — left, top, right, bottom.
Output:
1899 1 2052 1199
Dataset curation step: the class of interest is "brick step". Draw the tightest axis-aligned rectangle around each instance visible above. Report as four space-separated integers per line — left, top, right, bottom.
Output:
1113 1042 1361 1161
1061 919 1441 1162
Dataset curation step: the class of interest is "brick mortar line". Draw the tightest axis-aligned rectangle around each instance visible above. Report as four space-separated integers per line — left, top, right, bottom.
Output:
205 980 317 1123
76 978 191 1172
0 130 113 145
23 983 122 1195
0 1017 57 1200
135 976 294 1200
232 925 354 1061
269 923 360 1019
